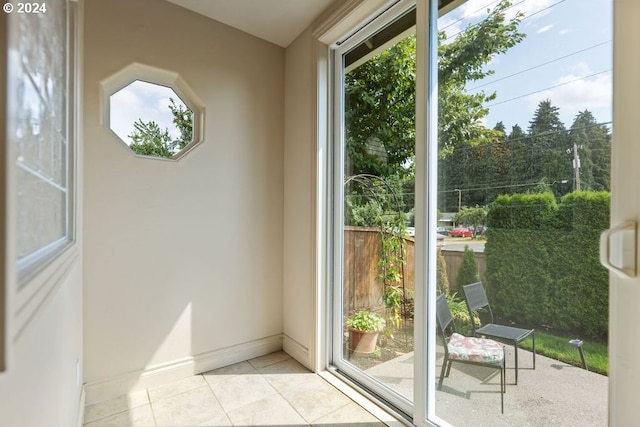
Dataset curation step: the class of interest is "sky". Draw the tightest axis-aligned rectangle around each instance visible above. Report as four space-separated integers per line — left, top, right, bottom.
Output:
108 0 612 146
109 80 189 145
438 0 613 133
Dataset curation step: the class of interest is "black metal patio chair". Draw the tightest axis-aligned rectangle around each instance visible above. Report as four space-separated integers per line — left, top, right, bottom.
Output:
462 281 536 385
435 294 506 413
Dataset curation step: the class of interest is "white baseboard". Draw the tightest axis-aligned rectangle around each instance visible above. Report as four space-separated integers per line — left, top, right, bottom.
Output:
84 335 283 405
76 386 86 427
283 334 310 370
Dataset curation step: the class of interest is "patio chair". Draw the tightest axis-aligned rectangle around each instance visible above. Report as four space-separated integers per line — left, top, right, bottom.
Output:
462 281 535 385
435 294 505 413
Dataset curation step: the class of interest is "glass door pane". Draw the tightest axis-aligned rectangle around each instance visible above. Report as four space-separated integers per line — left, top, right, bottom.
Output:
332 3 417 415
433 0 611 425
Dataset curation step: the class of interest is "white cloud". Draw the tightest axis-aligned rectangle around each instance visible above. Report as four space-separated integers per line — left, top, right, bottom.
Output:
439 0 557 41
526 63 612 120
515 0 556 21
537 24 553 34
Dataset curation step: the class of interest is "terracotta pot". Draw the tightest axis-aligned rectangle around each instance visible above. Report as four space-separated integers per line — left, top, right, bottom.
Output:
348 328 379 354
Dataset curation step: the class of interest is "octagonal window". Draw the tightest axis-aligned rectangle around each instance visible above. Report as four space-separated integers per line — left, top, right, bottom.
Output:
102 63 203 160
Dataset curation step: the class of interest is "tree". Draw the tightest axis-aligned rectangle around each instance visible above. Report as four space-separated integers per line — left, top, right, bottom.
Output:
438 1 525 156
506 123 526 181
128 120 174 158
569 110 611 191
452 206 488 238
345 1 525 179
169 98 193 150
128 98 193 158
529 100 571 189
455 245 480 289
436 247 450 296
345 36 416 179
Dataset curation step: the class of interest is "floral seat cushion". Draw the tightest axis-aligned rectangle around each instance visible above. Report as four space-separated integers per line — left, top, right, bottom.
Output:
448 333 504 365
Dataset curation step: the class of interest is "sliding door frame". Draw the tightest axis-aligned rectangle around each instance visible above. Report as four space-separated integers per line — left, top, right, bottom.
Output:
327 0 439 422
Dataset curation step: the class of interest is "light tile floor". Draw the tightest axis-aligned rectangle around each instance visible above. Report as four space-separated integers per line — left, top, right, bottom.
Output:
84 351 387 427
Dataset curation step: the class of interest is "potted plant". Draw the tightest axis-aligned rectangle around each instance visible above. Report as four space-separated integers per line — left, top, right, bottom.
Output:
347 310 386 354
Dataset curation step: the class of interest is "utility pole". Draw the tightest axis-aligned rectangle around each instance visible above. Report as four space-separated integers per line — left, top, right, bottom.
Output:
454 189 462 212
572 140 581 191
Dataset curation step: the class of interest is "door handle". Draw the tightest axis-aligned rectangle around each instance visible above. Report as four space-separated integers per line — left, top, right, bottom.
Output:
600 221 637 279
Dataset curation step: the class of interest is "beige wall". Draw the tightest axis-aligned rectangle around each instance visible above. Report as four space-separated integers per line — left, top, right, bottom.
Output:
83 0 284 400
282 28 317 367
0 265 84 427
0 4 85 426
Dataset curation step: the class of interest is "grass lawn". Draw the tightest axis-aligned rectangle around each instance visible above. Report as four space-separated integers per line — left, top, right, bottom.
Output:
445 296 608 375
519 331 608 375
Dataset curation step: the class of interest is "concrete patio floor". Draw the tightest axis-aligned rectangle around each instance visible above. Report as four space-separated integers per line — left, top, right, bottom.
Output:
366 345 608 426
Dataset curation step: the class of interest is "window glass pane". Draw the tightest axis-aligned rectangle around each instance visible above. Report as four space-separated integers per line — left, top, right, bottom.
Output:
13 0 71 273
334 7 416 413
16 166 66 258
434 0 611 424
109 80 194 159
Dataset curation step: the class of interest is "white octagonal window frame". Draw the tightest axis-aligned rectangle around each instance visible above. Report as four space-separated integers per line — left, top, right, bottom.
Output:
101 63 204 161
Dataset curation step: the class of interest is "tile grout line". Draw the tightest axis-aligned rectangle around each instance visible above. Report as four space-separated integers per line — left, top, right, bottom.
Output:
201 373 235 425
308 399 354 426
145 388 159 427
259 368 313 426
84 401 140 426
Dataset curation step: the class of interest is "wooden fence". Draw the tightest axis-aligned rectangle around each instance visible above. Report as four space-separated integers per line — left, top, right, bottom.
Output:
344 226 484 311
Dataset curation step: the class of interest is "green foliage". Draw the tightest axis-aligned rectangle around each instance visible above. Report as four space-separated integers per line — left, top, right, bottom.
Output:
485 191 610 340
347 311 386 332
452 206 487 237
438 101 611 211
487 192 557 230
455 245 479 290
436 247 450 296
345 174 407 227
168 98 194 150
569 111 611 192
345 0 525 182
128 120 174 158
382 285 403 333
128 98 193 158
378 227 406 285
446 293 476 337
438 1 525 156
347 199 383 227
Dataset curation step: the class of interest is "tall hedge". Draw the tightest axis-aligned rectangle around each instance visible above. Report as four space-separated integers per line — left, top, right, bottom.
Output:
485 191 609 341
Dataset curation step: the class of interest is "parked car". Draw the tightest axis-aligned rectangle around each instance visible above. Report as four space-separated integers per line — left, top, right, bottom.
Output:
449 226 472 237
436 226 450 236
474 225 487 236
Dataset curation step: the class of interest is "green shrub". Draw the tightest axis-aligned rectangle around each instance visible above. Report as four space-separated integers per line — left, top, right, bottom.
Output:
485 191 609 340
455 245 479 289
446 293 478 336
436 247 450 295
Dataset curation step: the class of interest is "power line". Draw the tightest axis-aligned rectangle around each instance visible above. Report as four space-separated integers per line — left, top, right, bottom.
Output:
469 121 612 145
486 69 612 108
519 0 566 23
466 40 612 92
439 0 503 32
443 0 564 43
438 181 544 193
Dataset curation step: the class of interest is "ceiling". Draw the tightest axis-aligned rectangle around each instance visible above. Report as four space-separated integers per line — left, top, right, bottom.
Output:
166 0 337 47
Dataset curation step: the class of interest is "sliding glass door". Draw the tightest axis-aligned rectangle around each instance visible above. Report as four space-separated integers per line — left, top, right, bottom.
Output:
330 0 611 425
331 0 417 416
